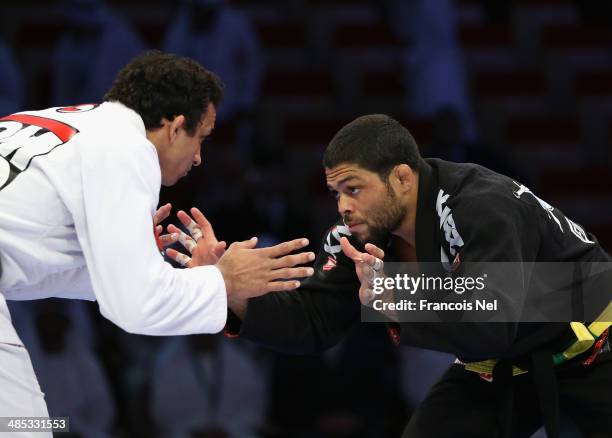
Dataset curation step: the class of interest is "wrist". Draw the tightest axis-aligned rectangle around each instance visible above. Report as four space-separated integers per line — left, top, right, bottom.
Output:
216 261 234 297
228 296 248 320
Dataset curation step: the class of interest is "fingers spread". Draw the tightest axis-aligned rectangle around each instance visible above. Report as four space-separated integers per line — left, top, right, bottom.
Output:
186 220 203 242
167 224 197 253
177 210 203 241
178 231 197 253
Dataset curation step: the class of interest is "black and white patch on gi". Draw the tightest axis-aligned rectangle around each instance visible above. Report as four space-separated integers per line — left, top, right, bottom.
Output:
322 224 351 271
437 189 464 270
0 114 79 190
512 181 594 244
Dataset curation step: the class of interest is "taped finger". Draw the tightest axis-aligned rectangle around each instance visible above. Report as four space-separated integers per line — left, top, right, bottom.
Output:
158 233 179 247
177 230 197 253
186 219 203 241
169 250 191 267
372 257 383 272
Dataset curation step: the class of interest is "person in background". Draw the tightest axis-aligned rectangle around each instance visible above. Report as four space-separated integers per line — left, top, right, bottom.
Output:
393 0 477 140
164 0 263 161
31 302 116 437
0 31 23 116
52 0 144 105
151 334 266 438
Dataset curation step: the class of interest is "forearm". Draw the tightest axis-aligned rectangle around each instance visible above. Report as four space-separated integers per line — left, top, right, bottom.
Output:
226 286 359 355
228 297 248 320
96 263 227 336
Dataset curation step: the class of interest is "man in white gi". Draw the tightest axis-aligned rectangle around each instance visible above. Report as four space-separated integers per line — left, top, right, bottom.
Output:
0 50 314 432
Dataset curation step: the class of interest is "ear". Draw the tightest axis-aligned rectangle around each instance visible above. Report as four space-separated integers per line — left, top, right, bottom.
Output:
168 115 186 143
393 164 415 192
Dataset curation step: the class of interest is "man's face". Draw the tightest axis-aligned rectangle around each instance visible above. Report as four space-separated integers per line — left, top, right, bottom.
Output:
326 163 407 245
159 103 216 186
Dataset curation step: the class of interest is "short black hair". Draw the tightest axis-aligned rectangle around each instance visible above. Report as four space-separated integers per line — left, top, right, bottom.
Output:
323 114 422 179
104 50 224 135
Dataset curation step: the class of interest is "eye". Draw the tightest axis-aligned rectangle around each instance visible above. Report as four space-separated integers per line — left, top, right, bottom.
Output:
331 191 340 200
348 187 361 195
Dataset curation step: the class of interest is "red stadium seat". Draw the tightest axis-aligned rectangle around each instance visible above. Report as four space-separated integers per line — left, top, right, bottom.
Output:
588 223 612 252
576 70 612 97
308 0 373 4
507 116 579 147
472 70 547 98
540 167 612 197
256 22 306 49
397 117 434 148
459 24 513 48
333 24 401 48
542 25 611 50
514 0 573 5
136 23 167 48
262 69 334 98
284 116 352 146
210 122 237 146
362 70 404 97
14 22 63 50
283 115 432 149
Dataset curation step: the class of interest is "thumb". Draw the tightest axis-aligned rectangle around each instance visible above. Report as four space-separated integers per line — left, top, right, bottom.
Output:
340 237 363 262
213 241 227 258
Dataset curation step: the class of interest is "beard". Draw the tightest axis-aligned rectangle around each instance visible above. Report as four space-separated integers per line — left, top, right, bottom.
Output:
346 184 407 246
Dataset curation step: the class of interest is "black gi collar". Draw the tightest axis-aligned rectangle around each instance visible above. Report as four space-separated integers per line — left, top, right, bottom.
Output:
415 159 441 263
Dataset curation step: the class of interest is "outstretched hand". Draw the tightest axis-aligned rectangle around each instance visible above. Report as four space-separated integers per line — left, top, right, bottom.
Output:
216 237 315 303
340 237 386 306
164 207 227 267
158 207 315 320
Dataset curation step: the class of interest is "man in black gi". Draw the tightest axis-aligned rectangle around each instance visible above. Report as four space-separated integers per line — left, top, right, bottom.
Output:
217 115 611 437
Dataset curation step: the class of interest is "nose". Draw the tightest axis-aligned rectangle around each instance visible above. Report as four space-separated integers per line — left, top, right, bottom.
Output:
337 194 354 217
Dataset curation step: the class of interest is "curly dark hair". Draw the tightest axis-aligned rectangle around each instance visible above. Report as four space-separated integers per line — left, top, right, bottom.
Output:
104 50 224 135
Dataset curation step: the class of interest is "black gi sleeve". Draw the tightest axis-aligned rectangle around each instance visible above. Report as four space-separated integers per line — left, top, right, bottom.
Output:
225 223 362 354
398 193 542 360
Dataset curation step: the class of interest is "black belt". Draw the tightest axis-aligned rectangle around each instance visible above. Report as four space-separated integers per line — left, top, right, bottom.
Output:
493 350 559 438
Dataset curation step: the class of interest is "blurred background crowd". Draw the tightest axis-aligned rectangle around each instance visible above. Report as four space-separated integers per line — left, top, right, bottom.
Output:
2 0 611 436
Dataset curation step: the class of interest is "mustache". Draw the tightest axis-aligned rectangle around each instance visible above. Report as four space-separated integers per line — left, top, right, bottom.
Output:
343 214 364 226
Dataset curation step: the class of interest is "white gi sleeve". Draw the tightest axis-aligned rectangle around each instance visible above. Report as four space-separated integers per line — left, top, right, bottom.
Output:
72 132 227 335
